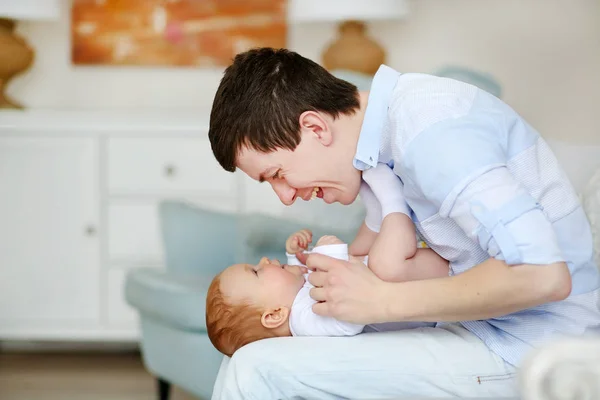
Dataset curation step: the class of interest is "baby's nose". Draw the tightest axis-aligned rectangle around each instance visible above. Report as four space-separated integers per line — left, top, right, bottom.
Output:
257 257 269 267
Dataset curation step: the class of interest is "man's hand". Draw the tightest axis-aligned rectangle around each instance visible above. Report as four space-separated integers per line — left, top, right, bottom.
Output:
286 229 313 254
304 253 389 325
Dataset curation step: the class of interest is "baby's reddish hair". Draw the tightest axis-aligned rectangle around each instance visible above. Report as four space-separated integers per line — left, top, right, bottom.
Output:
206 273 277 356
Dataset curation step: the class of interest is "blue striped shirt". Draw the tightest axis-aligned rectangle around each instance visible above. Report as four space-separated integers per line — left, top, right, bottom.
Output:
355 65 600 366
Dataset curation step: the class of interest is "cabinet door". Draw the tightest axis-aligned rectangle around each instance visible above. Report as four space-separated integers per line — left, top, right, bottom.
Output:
0 137 100 332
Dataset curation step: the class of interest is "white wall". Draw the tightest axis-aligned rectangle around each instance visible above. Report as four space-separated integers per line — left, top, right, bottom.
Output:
9 0 600 144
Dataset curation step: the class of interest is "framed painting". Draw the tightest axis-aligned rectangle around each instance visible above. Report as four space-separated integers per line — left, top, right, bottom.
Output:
71 0 287 67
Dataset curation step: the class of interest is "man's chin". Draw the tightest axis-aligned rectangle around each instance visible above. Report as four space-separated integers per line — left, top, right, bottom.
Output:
321 189 358 205
329 197 353 206
337 192 360 206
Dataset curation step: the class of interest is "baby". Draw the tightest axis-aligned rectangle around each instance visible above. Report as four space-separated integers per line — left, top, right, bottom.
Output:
206 163 449 357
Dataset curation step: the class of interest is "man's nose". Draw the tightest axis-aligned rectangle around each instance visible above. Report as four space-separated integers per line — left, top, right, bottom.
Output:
271 181 297 206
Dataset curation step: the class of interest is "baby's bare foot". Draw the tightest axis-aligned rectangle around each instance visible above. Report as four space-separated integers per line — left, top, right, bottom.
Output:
316 235 344 246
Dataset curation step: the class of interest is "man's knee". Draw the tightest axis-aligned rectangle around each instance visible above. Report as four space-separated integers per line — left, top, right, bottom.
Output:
224 340 279 399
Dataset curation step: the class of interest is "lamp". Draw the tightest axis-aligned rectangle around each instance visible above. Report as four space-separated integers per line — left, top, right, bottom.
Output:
288 0 408 76
0 0 61 109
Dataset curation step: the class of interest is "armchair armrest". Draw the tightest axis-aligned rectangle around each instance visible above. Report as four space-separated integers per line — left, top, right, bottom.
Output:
519 335 600 399
125 267 213 332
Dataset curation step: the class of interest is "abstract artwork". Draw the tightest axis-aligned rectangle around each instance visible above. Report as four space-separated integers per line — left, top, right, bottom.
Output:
71 0 287 67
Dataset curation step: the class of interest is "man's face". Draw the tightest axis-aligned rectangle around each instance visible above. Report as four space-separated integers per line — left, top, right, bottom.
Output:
237 126 362 206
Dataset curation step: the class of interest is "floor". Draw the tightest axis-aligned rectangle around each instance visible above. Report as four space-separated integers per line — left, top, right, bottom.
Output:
0 351 200 400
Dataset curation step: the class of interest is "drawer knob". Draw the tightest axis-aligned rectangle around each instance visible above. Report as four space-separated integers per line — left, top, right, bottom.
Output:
164 164 177 177
85 225 96 236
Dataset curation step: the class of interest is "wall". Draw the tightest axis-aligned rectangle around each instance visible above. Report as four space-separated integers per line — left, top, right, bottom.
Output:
9 0 600 145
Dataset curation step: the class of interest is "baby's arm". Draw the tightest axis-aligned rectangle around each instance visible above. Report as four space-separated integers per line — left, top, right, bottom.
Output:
363 164 448 282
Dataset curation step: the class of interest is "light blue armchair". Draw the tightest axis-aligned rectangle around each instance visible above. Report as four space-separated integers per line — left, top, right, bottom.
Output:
125 201 362 399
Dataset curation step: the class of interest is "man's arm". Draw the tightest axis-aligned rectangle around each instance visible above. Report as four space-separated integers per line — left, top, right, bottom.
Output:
305 253 571 325
392 113 571 317
307 112 573 324
380 258 571 323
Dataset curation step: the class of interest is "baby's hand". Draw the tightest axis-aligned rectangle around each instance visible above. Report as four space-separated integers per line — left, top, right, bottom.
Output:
316 235 344 247
286 229 313 253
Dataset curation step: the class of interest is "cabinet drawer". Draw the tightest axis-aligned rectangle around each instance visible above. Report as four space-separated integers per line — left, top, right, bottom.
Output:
108 199 238 262
108 138 237 195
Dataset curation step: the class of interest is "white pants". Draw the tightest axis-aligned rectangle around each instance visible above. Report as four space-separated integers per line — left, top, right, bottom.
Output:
211 324 519 400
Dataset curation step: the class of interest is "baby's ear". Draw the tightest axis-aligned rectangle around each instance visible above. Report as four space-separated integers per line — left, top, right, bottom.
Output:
261 307 290 329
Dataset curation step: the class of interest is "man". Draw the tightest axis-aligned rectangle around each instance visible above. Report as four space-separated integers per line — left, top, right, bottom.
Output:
208 48 600 399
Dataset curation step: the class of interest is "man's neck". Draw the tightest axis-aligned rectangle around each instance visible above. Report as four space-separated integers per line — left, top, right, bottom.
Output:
337 91 369 151
355 91 369 132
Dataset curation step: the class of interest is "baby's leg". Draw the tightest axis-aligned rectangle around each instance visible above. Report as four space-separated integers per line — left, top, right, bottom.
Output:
349 182 380 257
363 164 448 282
368 212 417 282
369 213 449 281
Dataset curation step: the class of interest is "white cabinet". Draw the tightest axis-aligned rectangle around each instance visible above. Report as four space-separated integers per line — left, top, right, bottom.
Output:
0 110 246 342
107 138 237 197
0 137 100 335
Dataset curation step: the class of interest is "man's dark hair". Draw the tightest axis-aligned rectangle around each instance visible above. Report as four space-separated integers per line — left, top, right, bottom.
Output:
209 48 360 172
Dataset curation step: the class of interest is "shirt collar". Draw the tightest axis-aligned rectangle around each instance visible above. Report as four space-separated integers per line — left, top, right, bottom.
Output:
353 65 400 171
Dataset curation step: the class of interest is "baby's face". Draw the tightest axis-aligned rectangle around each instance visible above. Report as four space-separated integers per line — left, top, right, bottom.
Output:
219 257 306 311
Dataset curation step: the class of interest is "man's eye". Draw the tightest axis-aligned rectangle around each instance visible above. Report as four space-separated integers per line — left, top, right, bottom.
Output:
273 171 282 180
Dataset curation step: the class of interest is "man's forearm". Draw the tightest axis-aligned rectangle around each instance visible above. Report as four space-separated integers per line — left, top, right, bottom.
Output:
379 258 572 323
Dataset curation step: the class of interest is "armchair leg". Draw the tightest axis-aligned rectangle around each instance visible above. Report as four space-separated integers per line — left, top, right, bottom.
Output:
157 377 171 400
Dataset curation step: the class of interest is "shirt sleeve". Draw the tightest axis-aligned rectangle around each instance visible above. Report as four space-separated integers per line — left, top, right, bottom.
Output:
399 112 564 266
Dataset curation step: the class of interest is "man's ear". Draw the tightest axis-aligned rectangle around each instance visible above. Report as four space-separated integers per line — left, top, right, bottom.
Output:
260 307 290 329
298 111 333 146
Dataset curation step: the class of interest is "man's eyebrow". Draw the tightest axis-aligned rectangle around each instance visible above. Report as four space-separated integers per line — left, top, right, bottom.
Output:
258 168 275 183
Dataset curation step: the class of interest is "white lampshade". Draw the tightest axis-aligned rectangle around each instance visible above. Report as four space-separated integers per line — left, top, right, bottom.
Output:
0 0 61 20
289 0 408 23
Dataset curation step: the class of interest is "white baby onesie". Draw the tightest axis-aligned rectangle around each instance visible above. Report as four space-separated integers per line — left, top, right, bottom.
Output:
286 244 435 337
287 244 365 336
